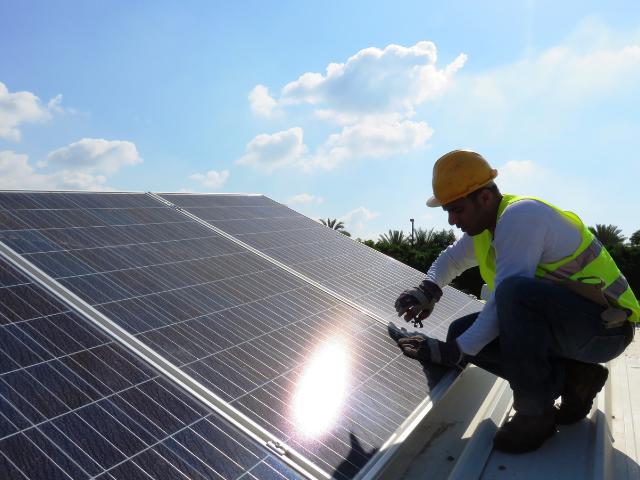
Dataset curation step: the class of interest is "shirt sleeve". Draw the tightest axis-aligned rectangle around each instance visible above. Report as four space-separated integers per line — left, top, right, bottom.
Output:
455 204 547 355
426 234 478 287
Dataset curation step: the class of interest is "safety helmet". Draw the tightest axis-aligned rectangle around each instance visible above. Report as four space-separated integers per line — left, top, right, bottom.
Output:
426 150 498 207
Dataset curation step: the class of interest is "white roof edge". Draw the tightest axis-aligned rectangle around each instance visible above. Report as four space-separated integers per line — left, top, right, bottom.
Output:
0 189 148 194
157 192 264 196
0 189 264 196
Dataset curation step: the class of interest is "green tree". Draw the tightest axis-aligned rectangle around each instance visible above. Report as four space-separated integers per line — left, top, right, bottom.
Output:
414 227 456 250
630 229 640 247
413 227 433 247
378 229 406 245
430 228 456 251
609 244 640 296
589 224 626 248
320 218 351 236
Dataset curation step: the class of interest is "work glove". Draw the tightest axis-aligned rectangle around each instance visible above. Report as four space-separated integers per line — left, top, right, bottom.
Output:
397 335 464 369
394 280 443 328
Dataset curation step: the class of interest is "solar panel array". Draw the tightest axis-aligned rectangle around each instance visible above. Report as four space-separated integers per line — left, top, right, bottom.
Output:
160 193 481 338
0 255 301 480
0 191 482 479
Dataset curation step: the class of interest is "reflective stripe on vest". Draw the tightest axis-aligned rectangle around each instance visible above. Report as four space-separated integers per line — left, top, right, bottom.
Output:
472 194 640 323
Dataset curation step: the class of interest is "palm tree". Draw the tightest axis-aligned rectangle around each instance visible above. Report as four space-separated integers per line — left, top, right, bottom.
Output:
630 229 640 247
413 227 456 250
413 227 434 247
589 224 626 248
320 218 351 236
378 229 406 245
431 228 456 250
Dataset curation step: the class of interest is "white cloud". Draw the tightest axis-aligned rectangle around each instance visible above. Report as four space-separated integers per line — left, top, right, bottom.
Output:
46 138 142 174
0 150 108 190
495 158 598 222
340 206 379 223
467 44 640 111
287 193 323 205
442 21 640 138
339 206 380 237
236 127 308 172
279 41 466 118
189 169 230 189
241 41 465 173
240 119 433 172
497 160 548 195
47 94 64 114
0 151 50 189
0 138 142 191
0 82 63 141
50 170 109 190
249 85 278 117
309 118 433 170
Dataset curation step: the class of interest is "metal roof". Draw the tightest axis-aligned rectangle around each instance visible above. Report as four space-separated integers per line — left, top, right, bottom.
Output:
381 330 640 480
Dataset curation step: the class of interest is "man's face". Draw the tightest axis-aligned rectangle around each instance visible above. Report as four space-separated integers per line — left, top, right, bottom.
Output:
442 194 491 236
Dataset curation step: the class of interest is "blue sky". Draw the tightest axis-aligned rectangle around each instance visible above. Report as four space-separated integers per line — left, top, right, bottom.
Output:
1 0 639 240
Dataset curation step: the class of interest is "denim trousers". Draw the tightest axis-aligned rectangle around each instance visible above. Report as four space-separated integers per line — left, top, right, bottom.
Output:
446 275 634 415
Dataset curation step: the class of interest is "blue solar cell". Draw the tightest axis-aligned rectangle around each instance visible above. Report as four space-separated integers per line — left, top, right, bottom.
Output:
0 256 302 479
1 433 70 480
0 191 481 478
24 427 89 480
160 193 480 336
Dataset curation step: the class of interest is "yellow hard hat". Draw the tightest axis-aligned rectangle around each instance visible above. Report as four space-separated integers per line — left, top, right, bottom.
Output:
426 150 498 207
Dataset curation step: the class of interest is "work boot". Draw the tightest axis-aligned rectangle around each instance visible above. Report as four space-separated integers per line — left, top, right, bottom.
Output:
493 410 557 453
556 361 608 425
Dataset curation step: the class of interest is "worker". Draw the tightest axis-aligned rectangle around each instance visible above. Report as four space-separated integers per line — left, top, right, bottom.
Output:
394 150 639 453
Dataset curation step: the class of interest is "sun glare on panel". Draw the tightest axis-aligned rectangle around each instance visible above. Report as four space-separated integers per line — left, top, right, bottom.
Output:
292 338 351 438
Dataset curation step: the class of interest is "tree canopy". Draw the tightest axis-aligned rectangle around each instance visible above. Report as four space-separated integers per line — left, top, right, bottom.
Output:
589 224 626 248
319 218 351 236
378 229 406 245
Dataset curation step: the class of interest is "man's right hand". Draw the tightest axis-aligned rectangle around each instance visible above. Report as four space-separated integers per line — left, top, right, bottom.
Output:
394 280 443 324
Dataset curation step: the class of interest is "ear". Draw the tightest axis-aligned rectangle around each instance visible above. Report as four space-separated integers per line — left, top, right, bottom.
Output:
479 189 493 207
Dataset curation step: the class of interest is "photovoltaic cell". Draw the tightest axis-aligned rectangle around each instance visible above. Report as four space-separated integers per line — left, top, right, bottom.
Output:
0 191 481 478
160 193 481 338
0 255 301 480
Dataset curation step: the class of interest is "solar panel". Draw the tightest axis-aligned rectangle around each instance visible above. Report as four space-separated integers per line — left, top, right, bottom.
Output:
0 255 302 480
0 191 478 479
159 193 481 339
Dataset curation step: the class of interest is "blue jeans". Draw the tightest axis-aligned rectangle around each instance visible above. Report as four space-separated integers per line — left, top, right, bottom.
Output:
446 276 634 415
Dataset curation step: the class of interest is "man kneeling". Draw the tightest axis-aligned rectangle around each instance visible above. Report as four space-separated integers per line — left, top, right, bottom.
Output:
395 150 638 453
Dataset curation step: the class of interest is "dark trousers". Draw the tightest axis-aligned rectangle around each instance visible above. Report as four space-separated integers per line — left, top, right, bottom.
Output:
446 276 634 415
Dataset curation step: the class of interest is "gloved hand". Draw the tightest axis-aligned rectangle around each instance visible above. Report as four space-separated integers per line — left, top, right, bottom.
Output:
394 280 443 327
397 335 464 369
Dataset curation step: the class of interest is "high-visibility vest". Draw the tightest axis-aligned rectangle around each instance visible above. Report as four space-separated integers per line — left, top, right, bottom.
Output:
472 194 640 323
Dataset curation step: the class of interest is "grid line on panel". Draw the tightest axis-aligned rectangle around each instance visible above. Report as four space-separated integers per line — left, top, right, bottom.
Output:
151 193 397 329
0 191 470 479
0 249 307 480
157 193 482 342
29 242 254 283
90 278 325 375
0 242 322 475
229 310 387 406
91 262 283 312
154 193 484 477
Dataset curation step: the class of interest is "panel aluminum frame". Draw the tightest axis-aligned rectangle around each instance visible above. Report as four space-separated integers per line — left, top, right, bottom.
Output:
0 240 324 479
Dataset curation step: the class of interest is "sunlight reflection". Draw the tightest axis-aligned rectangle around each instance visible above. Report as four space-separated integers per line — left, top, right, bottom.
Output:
292 337 350 438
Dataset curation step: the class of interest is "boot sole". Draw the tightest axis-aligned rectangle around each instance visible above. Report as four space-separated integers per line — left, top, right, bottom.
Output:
493 422 557 454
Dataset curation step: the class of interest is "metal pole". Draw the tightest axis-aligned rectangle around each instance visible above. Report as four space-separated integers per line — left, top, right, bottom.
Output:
410 218 414 246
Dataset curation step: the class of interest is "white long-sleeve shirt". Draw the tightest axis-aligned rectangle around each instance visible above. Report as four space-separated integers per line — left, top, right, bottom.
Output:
426 199 582 355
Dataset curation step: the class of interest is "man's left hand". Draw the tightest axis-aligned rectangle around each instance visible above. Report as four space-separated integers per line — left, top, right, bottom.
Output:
397 335 464 369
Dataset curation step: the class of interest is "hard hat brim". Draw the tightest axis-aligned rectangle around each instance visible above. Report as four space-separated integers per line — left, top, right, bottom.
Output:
426 196 441 208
